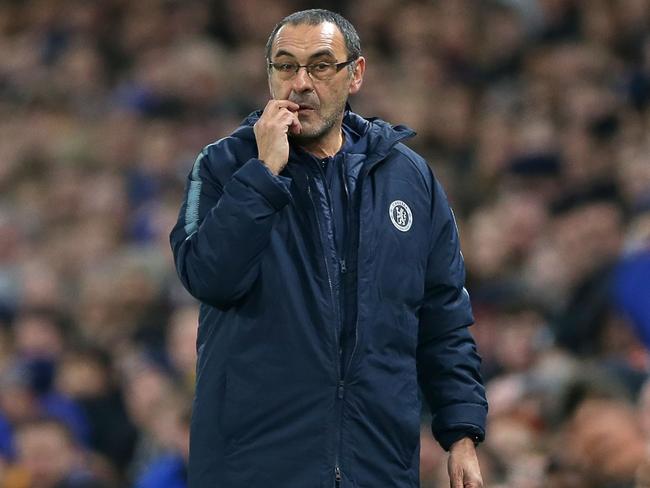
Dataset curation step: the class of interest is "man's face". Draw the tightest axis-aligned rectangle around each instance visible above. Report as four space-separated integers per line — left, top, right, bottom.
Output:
16 423 77 488
268 21 364 142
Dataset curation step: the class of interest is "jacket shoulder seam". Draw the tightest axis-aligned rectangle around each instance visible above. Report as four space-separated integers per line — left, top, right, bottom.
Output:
391 143 432 195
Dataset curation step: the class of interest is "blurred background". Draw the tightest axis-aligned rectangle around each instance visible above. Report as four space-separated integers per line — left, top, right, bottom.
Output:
0 0 649 487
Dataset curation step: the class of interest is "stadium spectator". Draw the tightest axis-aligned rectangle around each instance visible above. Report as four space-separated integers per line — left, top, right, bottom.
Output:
4 418 108 488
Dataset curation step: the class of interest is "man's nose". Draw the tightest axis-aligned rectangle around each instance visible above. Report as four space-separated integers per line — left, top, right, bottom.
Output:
291 67 314 92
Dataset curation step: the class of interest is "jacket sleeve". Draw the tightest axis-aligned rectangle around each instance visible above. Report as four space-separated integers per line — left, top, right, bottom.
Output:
416 177 487 450
170 145 292 308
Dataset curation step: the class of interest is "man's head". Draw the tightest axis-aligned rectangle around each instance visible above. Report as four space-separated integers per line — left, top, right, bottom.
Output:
265 9 365 142
265 10 362 64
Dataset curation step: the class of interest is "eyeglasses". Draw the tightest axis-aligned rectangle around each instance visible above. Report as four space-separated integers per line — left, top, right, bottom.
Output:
268 58 357 81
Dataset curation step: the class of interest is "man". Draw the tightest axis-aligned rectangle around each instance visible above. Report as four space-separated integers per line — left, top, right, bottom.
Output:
170 9 487 488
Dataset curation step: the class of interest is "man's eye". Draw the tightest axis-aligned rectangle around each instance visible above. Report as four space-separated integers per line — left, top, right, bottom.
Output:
277 63 297 72
311 63 331 72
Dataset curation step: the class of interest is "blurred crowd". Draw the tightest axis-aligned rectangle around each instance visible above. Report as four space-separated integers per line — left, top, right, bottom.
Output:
0 0 649 487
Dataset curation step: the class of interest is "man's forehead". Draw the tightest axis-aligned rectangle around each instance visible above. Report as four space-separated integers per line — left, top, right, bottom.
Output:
271 22 346 58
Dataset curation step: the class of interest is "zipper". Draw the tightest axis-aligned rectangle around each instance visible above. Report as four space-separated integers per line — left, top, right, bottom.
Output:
340 154 351 280
308 156 353 487
311 159 345 365
306 176 336 340
341 156 351 267
334 379 345 487
339 155 351 376
342 167 376 378
340 156 360 380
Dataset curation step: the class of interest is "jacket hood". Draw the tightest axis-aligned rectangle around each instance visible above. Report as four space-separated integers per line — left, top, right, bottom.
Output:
233 104 416 168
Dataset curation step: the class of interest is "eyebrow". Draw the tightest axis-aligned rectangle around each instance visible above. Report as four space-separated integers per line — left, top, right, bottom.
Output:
272 49 337 61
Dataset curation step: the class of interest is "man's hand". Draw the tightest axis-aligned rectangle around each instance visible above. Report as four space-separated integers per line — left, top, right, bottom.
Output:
253 99 302 175
447 437 483 488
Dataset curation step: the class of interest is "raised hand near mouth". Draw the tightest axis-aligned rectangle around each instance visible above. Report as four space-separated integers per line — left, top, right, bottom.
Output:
254 99 302 175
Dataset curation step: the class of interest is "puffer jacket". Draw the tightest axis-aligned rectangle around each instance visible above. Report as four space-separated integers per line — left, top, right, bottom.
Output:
170 109 487 488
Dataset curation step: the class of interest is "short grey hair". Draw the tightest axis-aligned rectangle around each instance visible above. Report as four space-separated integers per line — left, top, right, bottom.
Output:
265 9 362 62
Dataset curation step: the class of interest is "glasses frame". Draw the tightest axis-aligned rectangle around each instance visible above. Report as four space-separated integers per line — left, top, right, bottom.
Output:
267 58 358 81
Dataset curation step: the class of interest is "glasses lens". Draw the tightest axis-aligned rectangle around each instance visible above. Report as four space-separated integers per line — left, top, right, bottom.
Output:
270 63 294 80
270 62 344 81
309 63 336 81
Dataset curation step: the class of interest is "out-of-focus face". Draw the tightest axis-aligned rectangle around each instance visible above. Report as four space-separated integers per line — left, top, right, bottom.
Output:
124 365 171 429
15 423 77 488
14 314 64 359
56 354 109 399
552 202 622 285
267 21 364 143
0 383 37 424
567 398 645 482
167 306 198 377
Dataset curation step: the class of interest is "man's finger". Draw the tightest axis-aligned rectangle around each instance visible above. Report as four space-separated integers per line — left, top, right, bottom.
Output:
288 113 301 135
283 100 300 111
448 464 463 488
464 476 483 488
276 109 301 134
264 99 300 112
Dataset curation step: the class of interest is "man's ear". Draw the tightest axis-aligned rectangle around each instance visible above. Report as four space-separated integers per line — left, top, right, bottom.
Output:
349 56 366 95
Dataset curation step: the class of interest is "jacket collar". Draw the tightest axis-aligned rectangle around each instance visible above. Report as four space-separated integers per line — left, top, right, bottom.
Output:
340 105 415 171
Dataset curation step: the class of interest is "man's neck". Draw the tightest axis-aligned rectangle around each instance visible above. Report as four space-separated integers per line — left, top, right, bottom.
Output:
298 125 344 159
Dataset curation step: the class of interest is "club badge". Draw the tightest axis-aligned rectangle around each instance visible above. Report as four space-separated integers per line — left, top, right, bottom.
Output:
389 200 412 232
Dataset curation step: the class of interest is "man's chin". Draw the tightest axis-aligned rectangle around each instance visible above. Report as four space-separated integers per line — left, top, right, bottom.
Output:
289 126 324 142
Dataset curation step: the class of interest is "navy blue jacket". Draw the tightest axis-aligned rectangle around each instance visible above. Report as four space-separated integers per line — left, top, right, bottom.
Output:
170 109 487 488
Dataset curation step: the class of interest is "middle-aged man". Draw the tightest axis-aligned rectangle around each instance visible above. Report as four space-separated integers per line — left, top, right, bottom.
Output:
171 8 487 488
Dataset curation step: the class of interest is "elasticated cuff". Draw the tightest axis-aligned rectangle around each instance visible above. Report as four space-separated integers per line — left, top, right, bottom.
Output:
435 426 484 451
431 402 487 449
